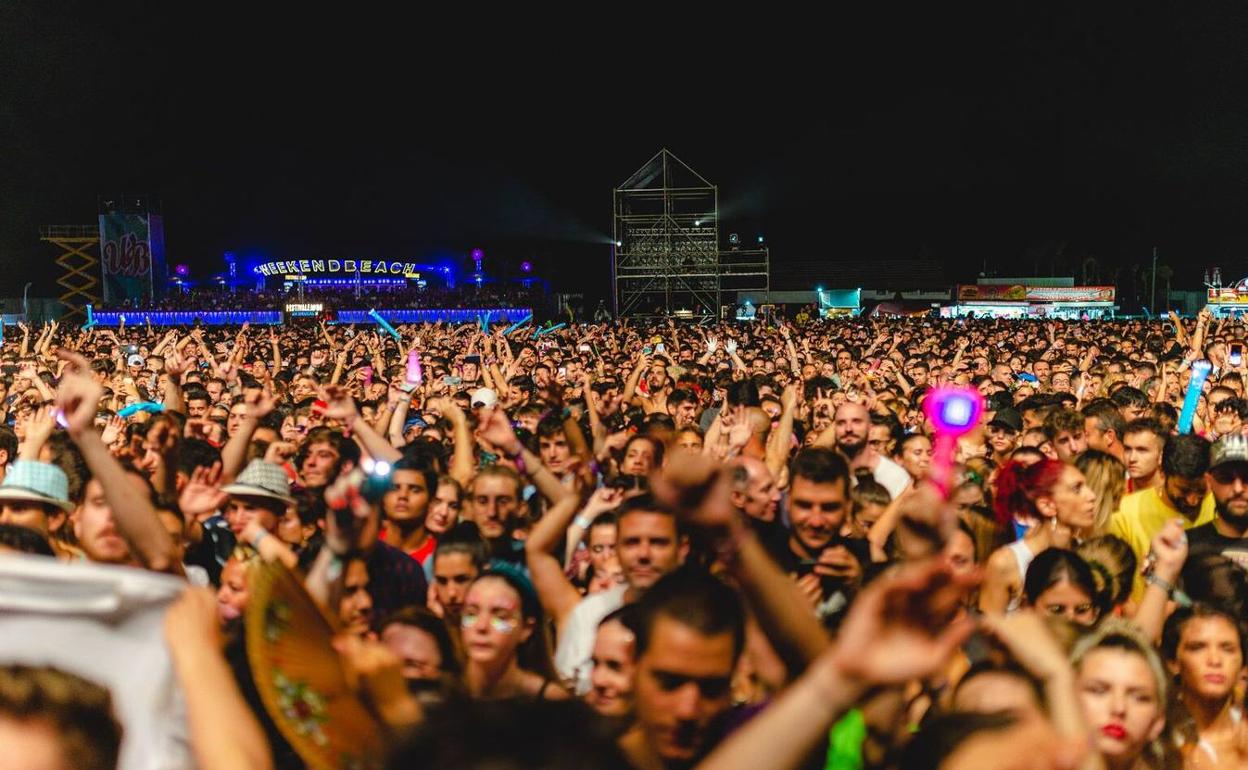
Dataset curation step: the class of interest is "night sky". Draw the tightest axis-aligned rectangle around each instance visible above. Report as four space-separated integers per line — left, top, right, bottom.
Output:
6 4 1248 304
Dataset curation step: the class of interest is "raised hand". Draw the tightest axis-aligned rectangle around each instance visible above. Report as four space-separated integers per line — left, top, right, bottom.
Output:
706 335 719 353
475 406 521 456
53 349 103 438
179 462 227 522
244 388 276 420
725 338 738 356
316 385 359 426
99 414 125 447
1148 518 1189 584
979 611 1073 685
165 350 191 378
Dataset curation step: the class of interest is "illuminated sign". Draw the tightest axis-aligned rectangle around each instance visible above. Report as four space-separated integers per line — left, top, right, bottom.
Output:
956 285 1115 303
254 260 421 277
284 303 324 316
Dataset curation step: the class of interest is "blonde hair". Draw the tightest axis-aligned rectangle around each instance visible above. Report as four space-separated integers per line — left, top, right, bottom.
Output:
1074 449 1126 534
1071 619 1170 768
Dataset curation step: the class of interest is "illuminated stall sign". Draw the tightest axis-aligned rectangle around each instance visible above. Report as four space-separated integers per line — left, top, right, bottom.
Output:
1208 279 1248 304
956 285 1115 303
254 260 421 278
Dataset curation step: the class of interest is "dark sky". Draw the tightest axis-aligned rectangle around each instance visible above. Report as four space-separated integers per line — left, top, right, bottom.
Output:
6 4 1248 303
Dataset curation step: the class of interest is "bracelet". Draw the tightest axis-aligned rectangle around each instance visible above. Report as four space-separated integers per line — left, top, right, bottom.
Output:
1144 572 1175 596
573 514 593 530
509 448 527 476
250 529 270 549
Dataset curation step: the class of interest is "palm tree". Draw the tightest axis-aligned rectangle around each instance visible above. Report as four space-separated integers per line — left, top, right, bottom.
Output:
1154 264 1174 312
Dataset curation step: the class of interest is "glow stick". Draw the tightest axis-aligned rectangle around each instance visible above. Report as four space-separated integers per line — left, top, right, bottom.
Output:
367 309 401 341
82 304 97 330
922 386 984 497
479 311 492 333
1177 360 1213 434
504 313 533 336
406 349 423 385
118 401 165 418
536 322 566 337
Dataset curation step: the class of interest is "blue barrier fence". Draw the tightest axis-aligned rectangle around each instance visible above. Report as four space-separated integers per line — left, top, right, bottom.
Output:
91 308 533 326
94 311 283 326
336 308 531 325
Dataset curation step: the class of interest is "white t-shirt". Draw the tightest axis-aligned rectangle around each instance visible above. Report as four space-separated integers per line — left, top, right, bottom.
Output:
553 583 627 695
873 455 912 499
0 554 193 770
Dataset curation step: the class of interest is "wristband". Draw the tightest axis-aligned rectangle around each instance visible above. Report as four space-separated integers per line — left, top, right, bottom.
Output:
1144 572 1175 596
250 529 270 550
508 448 527 476
573 514 593 530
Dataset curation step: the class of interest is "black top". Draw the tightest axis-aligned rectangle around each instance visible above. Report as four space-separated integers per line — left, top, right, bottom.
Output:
1185 522 1248 570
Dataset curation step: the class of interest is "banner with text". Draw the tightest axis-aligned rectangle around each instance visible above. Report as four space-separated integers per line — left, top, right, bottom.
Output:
956 285 1115 303
99 213 155 303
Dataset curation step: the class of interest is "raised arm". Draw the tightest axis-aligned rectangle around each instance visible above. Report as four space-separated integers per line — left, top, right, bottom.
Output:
765 384 799 481
477 406 571 504
219 389 276 483
1132 519 1187 643
524 492 590 631
429 397 476 488
57 349 182 575
319 386 401 464
165 589 275 770
695 559 977 770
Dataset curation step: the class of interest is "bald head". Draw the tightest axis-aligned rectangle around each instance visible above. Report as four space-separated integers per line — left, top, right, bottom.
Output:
728 455 779 522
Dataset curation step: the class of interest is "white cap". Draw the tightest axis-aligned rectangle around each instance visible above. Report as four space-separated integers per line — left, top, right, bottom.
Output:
470 388 498 409
127 354 145 367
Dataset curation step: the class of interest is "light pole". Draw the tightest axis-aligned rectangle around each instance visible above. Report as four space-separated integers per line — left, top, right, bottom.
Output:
1150 246 1157 313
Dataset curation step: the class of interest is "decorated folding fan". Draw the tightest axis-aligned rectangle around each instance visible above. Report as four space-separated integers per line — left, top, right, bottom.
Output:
245 561 386 770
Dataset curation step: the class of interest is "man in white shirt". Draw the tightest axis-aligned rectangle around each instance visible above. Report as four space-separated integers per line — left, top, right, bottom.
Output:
819 402 910 498
553 495 688 694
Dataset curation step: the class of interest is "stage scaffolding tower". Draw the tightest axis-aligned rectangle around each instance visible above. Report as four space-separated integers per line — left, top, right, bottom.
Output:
612 149 769 320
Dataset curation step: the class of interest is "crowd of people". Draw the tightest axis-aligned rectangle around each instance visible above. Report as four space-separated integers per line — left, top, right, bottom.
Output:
99 283 546 313
3 308 1248 769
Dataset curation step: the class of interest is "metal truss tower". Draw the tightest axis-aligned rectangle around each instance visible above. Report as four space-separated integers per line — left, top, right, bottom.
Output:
40 225 100 323
612 149 768 320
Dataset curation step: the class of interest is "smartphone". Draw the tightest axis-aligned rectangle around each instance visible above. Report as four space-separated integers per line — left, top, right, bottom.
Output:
1232 344 1243 367
558 367 567 378
655 343 666 354
642 346 652 355
443 376 462 386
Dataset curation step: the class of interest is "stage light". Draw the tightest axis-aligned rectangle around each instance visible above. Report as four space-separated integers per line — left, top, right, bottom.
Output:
175 264 189 276
729 233 740 246
520 261 532 273
694 220 702 226
615 241 622 247
471 249 484 261
757 235 765 244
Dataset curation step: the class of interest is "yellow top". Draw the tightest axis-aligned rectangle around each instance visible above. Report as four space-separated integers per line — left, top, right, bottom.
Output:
1106 486 1215 602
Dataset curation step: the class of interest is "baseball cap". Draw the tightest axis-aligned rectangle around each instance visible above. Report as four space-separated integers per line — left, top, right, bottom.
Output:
470 388 498 409
1211 434 1248 469
127 354 145 368
988 407 1023 433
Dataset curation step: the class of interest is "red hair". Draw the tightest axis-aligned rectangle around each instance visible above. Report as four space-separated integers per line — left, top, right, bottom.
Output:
992 458 1066 528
